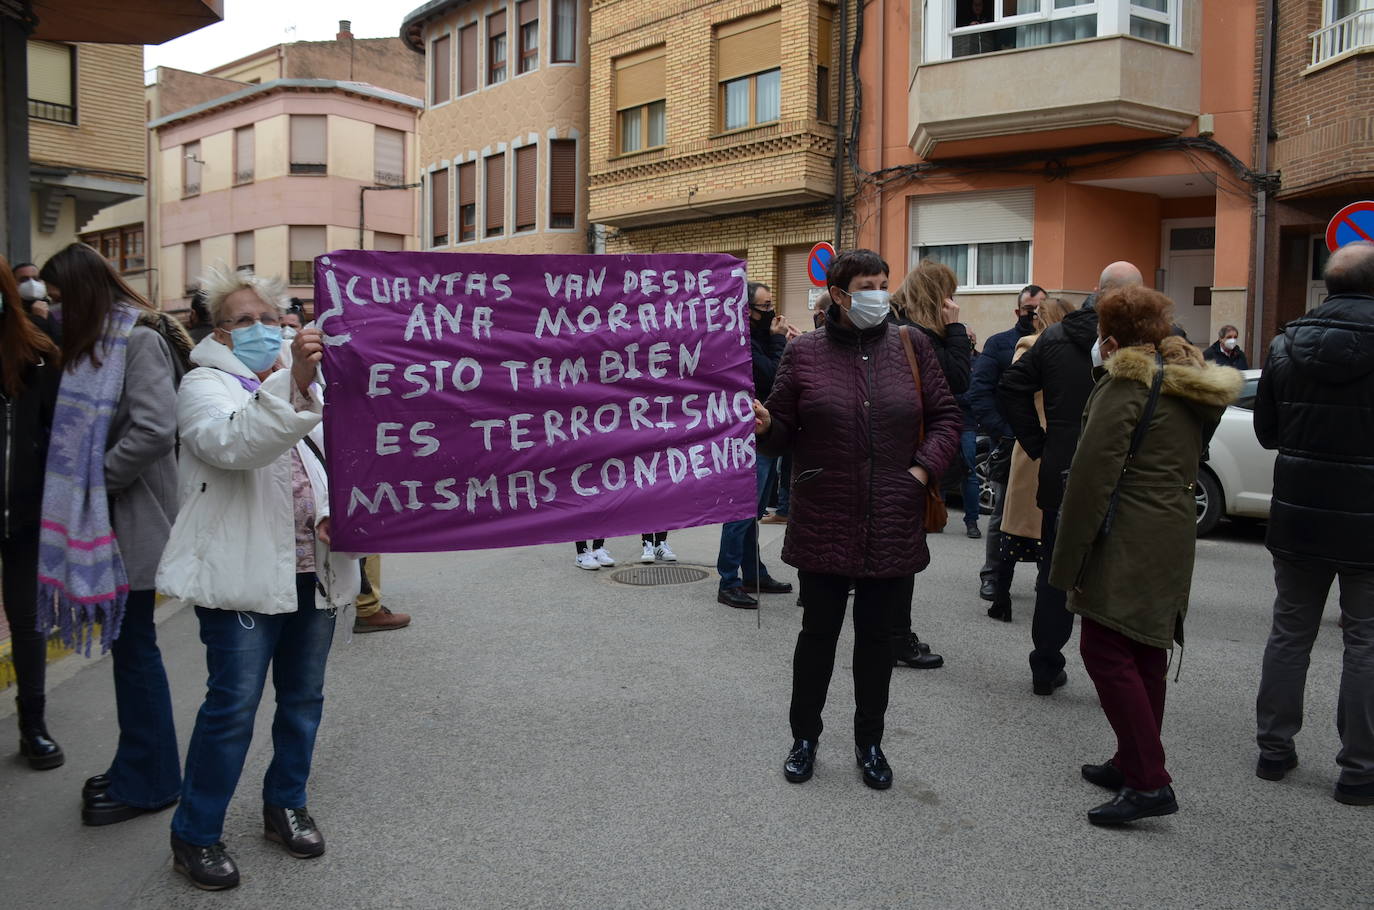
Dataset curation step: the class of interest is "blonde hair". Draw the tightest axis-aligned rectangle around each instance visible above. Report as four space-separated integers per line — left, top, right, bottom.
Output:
1033 297 1074 333
891 259 957 336
198 264 289 326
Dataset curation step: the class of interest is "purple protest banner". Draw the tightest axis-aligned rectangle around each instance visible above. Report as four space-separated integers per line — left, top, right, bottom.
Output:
315 250 758 553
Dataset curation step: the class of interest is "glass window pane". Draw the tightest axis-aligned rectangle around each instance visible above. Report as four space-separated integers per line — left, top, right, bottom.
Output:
620 107 642 154
647 100 666 147
755 69 780 124
975 241 1030 286
1129 16 1169 42
724 78 749 130
918 245 969 286
1133 0 1169 11
1055 0 1094 7
1051 15 1096 42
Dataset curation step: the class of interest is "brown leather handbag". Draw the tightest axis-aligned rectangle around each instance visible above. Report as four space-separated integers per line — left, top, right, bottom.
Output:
898 326 949 534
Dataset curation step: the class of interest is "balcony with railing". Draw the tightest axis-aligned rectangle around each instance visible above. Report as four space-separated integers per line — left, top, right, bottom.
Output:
28 99 76 124
1310 10 1374 68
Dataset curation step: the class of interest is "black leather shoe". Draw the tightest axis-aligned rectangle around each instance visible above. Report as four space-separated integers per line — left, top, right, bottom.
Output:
15 698 64 771
855 744 893 790
1087 785 1178 826
966 523 982 539
717 587 759 610
263 805 326 858
784 739 816 783
744 577 793 595
986 599 1012 622
82 794 176 827
1082 759 1125 790
979 579 997 601
893 633 944 669
1256 753 1298 782
1334 780 1374 806
171 835 240 890
83 774 113 802
1033 669 1068 696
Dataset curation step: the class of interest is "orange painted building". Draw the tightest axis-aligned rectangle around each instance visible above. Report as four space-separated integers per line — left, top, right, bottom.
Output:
856 1 1261 349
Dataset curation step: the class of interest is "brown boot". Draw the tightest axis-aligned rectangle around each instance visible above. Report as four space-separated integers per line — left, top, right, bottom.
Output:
353 605 411 633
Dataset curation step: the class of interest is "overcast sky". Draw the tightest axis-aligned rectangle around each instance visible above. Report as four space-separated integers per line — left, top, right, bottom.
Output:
143 0 414 76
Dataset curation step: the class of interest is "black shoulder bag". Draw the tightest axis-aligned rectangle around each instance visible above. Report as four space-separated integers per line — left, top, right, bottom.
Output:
1097 351 1165 539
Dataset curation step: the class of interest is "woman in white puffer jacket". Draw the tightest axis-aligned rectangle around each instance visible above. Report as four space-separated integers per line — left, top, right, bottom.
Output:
156 268 358 891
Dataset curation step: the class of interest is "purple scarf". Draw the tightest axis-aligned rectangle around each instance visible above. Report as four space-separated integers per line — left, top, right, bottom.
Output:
37 304 138 655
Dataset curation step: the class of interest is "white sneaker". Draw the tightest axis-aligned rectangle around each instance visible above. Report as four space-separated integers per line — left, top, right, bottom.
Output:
639 542 656 563
654 542 678 562
575 552 600 571
592 547 616 567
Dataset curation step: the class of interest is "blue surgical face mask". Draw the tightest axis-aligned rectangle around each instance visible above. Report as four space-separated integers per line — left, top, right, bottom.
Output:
230 322 283 373
844 289 891 329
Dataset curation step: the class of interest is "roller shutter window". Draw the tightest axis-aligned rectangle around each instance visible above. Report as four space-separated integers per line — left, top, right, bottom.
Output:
552 0 577 63
234 126 254 183
27 41 75 123
459 24 478 95
717 10 781 131
909 188 1034 289
373 232 405 252
817 6 833 122
615 46 666 154
235 231 254 273
515 144 537 233
184 241 202 294
183 141 201 197
778 245 813 319
549 139 576 229
375 127 405 185
488 11 507 86
485 153 506 237
289 226 326 286
289 115 327 175
458 161 477 242
518 0 539 74
430 167 450 247
432 34 451 104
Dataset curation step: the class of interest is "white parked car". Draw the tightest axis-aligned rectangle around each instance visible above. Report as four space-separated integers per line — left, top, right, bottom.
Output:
1196 369 1274 536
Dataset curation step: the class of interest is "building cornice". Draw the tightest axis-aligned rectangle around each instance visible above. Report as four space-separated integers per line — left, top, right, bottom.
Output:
149 79 422 130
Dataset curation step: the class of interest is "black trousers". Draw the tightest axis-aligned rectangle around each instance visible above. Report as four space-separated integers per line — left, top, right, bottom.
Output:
1029 509 1074 682
790 571 915 747
2 532 45 713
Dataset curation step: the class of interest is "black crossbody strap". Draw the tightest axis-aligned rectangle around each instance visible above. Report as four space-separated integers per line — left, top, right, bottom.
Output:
1099 351 1165 538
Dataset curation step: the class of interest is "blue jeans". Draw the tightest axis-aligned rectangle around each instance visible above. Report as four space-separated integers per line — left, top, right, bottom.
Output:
718 455 777 590
958 430 980 526
106 589 181 808
171 574 336 846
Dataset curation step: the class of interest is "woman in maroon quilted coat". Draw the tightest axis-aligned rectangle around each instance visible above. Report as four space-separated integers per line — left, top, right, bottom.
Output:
754 249 962 790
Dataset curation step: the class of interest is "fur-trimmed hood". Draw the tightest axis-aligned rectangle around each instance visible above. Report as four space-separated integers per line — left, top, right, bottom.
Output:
1104 338 1243 408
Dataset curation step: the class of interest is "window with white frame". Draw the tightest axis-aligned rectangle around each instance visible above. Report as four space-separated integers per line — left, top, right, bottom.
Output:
931 0 1179 62
909 188 1034 290
1313 0 1374 65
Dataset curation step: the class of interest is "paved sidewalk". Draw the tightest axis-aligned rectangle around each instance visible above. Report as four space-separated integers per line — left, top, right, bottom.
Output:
0 522 1368 909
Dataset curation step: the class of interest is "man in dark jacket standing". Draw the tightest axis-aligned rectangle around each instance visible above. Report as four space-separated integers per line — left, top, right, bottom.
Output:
967 285 1044 604
1202 324 1249 370
716 282 797 608
998 261 1142 695
1254 240 1374 806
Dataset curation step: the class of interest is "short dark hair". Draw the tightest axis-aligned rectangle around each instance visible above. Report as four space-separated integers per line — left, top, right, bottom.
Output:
12 262 36 273
746 281 771 305
826 249 889 294
1325 241 1374 296
1018 284 1045 304
1097 286 1173 347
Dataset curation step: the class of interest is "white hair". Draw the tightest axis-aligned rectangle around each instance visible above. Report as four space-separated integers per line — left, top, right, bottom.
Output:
199 264 289 325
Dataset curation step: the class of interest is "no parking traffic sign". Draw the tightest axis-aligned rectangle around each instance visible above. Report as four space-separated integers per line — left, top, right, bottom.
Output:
1326 201 1374 252
807 242 836 287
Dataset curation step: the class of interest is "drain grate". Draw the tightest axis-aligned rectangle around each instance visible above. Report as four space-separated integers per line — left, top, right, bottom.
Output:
609 565 711 586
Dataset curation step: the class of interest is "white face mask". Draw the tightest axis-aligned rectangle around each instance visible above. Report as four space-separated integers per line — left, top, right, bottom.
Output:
1091 337 1105 369
1221 337 1237 351
281 327 299 342
18 278 46 302
843 289 891 330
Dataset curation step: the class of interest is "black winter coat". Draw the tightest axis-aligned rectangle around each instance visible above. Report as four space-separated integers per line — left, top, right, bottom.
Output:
997 303 1100 511
1255 294 1374 569
967 318 1035 438
890 315 972 397
1202 340 1249 371
750 324 787 399
759 312 962 578
0 351 61 541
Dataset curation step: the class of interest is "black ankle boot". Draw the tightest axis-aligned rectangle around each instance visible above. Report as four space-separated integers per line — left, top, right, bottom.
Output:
16 697 64 770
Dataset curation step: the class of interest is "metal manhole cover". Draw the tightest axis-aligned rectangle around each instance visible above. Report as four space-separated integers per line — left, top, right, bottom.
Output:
610 566 711 586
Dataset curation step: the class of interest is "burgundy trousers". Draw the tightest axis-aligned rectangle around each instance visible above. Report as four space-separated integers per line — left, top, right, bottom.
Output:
1079 617 1172 791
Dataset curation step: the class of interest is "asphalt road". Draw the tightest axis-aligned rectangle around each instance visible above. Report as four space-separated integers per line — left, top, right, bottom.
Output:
1 518 1367 909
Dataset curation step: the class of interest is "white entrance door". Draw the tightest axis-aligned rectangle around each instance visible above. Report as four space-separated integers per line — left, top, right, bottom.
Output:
1161 218 1217 344
1308 234 1330 311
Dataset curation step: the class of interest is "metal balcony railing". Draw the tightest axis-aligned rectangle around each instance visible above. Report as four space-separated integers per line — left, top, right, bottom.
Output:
289 161 327 175
234 169 254 184
28 99 75 123
374 170 404 186
1311 10 1374 66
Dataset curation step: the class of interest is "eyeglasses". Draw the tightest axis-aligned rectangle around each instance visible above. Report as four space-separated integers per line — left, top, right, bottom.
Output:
219 313 281 330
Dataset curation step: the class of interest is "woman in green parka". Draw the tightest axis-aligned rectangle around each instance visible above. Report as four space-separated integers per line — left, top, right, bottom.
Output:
1049 286 1241 827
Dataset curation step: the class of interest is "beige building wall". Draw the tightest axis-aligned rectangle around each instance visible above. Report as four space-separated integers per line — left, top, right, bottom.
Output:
28 195 80 266
328 117 375 183
209 54 281 86
29 43 145 178
255 116 290 181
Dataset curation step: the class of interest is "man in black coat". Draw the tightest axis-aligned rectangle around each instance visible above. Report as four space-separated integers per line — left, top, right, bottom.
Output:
967 284 1044 612
1202 324 1249 371
997 261 1142 695
1254 240 1374 805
